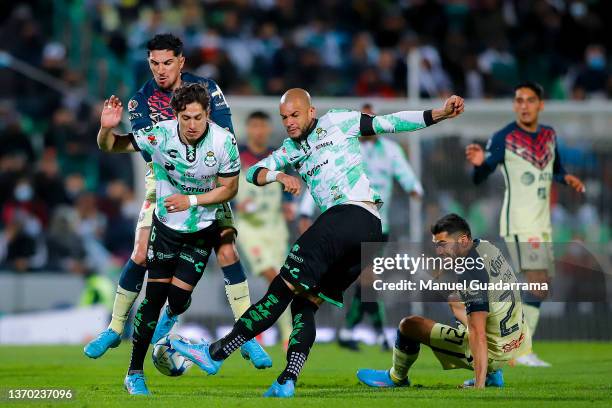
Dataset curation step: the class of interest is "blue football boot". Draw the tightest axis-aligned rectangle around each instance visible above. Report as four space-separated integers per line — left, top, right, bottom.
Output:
84 328 121 359
124 372 150 396
463 369 504 388
151 305 178 344
240 339 273 369
263 380 295 398
357 369 410 388
171 338 223 375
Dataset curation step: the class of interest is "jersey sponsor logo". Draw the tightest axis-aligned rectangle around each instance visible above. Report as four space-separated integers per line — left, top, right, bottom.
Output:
204 151 217 167
288 252 303 263
148 134 157 145
520 171 535 185
315 141 333 150
194 247 208 257
185 170 196 178
129 112 143 120
179 252 195 264
128 99 138 111
180 185 212 193
210 84 228 108
167 149 179 159
331 185 344 201
306 159 328 177
501 332 525 353
147 246 154 261
156 251 174 260
164 162 175 171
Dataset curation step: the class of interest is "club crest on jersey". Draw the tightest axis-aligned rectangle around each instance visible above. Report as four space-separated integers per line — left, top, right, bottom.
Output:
128 99 138 111
204 151 217 167
316 127 328 140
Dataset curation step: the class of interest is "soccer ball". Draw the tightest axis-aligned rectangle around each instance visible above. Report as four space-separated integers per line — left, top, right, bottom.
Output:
152 334 193 376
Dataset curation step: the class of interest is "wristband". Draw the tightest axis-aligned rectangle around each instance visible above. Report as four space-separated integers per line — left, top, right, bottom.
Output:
265 170 280 183
188 195 198 207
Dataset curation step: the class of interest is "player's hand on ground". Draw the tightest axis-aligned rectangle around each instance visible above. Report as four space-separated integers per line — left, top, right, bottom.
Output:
465 144 485 166
564 174 585 193
164 194 191 213
100 95 123 129
277 173 301 195
442 95 465 119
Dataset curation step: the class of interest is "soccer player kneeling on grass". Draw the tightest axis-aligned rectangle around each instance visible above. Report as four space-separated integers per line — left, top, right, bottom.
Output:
357 214 531 389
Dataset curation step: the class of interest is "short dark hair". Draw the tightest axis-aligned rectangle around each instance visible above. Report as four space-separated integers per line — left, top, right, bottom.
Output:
147 34 183 57
247 111 270 122
431 213 472 238
170 83 210 113
514 81 544 100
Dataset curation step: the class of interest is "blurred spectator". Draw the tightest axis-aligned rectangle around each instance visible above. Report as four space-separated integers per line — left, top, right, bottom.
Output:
572 45 610 100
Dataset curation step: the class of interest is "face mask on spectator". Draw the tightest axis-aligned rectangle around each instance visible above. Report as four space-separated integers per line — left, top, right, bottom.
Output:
14 183 33 202
587 54 605 70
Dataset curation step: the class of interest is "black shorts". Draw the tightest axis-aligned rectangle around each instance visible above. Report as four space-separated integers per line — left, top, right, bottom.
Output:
279 204 383 307
147 215 219 287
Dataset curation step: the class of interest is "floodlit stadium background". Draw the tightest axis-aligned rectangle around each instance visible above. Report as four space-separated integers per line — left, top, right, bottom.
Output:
0 1 610 345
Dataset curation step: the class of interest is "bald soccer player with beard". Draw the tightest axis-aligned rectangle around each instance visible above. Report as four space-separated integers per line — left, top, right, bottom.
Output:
171 89 465 397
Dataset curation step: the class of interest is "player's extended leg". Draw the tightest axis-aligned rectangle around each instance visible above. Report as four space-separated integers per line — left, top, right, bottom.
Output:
171 274 296 374
216 228 272 368
516 269 551 367
84 224 150 359
262 267 293 347
264 296 320 398
358 315 432 387
124 278 170 396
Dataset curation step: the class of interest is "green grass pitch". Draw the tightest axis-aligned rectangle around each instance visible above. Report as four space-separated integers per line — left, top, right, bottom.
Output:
1 342 611 407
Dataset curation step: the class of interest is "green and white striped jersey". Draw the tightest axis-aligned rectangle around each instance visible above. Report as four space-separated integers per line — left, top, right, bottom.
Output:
131 120 240 232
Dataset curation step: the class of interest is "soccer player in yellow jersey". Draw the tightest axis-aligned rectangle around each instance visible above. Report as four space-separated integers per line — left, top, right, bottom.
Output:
357 214 530 389
234 111 294 346
465 82 584 367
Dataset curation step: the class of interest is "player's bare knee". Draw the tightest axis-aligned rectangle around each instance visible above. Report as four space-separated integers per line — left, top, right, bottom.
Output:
216 243 239 267
399 315 422 335
131 246 148 266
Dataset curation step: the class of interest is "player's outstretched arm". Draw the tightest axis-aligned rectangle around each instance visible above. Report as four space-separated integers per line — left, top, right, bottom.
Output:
97 95 137 153
364 95 465 136
466 311 488 389
163 175 239 213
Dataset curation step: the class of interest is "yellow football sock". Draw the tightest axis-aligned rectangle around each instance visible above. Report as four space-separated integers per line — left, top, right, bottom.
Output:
225 281 252 321
389 347 418 382
108 286 139 335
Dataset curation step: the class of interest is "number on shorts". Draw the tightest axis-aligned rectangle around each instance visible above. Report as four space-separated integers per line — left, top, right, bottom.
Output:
443 326 466 346
499 290 519 337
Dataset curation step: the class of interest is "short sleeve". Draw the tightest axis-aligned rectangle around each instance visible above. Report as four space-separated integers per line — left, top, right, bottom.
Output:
217 132 241 177
128 93 152 132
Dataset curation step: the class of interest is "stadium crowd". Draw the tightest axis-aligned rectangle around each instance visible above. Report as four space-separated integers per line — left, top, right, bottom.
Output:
0 0 610 276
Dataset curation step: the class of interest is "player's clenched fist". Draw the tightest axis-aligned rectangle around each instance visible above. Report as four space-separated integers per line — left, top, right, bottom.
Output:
465 144 485 166
277 173 301 196
100 95 123 129
442 95 465 119
164 194 190 213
